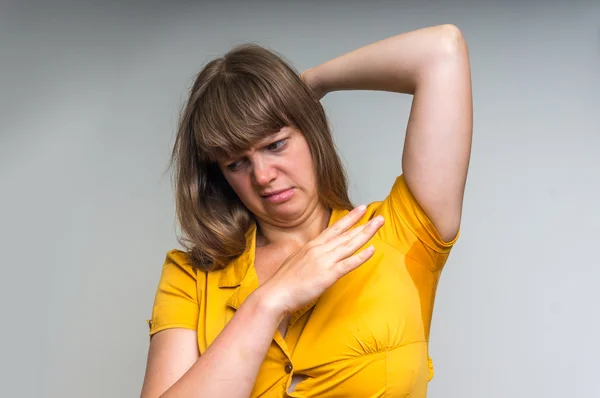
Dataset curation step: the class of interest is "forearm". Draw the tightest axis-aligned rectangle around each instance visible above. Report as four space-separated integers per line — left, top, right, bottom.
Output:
308 24 466 95
161 288 283 398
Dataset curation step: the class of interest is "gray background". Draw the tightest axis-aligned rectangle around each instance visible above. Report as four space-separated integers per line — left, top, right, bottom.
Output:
1 0 599 397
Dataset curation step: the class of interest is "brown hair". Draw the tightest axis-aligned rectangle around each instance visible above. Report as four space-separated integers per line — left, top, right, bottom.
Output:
169 43 353 271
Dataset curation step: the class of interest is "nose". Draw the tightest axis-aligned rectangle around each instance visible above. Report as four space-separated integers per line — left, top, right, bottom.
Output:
250 156 277 187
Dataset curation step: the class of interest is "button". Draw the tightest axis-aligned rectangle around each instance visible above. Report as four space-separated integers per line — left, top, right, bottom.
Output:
284 363 293 374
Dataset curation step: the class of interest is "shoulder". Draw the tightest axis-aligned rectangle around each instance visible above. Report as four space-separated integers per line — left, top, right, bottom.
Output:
358 175 457 277
159 249 208 287
164 249 196 274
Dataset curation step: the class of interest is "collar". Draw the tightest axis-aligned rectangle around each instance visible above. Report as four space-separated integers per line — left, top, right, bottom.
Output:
218 223 257 288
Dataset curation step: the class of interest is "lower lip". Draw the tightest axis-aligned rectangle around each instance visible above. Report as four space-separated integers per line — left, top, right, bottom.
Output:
263 188 294 204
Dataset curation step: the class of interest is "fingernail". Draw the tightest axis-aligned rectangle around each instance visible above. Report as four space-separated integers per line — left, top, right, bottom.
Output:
357 204 366 211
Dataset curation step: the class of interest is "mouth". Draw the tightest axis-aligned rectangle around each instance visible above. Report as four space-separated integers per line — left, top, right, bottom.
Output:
260 188 295 204
261 188 290 197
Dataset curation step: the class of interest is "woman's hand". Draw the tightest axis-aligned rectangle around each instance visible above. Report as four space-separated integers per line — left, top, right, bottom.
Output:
300 67 327 100
258 205 383 318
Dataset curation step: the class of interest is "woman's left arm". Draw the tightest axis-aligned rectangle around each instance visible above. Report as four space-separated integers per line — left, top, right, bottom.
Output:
303 24 472 242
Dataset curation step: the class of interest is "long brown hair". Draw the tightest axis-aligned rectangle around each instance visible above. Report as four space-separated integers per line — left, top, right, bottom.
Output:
169 43 353 271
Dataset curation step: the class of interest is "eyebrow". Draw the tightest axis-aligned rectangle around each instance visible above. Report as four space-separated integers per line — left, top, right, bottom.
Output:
222 133 286 162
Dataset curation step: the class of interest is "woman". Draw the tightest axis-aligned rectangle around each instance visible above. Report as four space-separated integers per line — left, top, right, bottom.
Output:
142 24 472 397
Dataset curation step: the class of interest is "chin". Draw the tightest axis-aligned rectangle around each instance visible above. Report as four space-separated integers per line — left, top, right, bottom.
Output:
262 201 307 222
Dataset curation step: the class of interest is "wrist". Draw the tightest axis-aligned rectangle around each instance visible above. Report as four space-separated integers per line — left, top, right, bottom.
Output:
301 67 328 100
250 285 288 323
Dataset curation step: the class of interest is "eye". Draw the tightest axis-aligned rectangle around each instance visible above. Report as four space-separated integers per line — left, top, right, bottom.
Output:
226 159 246 171
266 139 288 151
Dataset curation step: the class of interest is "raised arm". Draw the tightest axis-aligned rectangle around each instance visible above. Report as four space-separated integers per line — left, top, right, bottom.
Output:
302 24 473 242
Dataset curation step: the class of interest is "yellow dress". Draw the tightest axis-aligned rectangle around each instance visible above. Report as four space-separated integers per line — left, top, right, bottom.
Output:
149 175 458 397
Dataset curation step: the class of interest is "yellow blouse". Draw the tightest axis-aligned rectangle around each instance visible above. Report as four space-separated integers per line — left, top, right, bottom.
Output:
149 175 458 397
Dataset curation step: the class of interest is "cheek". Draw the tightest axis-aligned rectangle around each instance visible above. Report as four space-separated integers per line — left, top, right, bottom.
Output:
291 154 317 187
221 174 248 198
230 178 251 196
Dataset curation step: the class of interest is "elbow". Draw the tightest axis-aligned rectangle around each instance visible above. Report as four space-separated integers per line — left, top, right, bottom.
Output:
436 24 467 56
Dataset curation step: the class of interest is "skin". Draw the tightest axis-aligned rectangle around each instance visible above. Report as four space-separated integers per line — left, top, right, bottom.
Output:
217 127 331 250
302 24 472 242
141 24 472 398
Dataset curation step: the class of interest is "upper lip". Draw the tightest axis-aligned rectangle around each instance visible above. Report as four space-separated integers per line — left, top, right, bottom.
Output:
261 188 290 197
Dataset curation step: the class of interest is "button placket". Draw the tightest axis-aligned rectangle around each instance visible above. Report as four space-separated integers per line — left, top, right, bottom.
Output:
284 363 293 374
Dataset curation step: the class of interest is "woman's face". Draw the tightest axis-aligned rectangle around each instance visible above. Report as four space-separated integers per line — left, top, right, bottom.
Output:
217 126 320 226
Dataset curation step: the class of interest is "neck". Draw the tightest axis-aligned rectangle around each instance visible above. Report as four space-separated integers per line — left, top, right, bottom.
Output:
255 203 332 249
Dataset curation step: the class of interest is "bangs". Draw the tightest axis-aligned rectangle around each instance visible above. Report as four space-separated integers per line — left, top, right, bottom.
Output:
194 73 295 162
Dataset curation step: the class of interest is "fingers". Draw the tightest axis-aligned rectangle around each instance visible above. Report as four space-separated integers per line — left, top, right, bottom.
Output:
314 205 367 245
328 215 384 263
320 222 367 253
334 245 376 276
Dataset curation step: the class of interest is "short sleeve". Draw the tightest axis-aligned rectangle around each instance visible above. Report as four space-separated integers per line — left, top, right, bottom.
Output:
148 249 201 337
374 174 459 271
